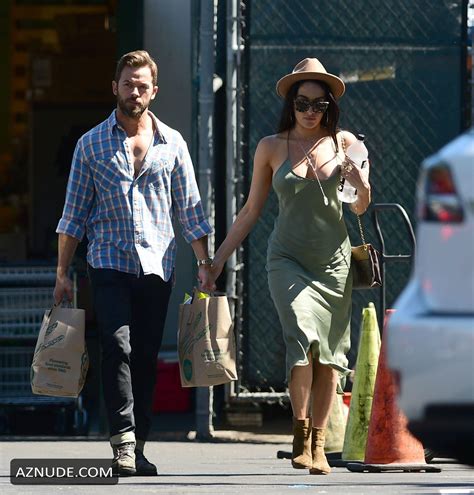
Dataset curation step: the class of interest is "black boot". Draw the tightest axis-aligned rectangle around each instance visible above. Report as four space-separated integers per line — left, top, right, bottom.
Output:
135 449 158 476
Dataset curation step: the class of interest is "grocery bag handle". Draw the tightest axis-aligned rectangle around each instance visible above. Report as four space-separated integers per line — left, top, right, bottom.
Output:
48 299 74 316
53 300 73 308
191 288 227 302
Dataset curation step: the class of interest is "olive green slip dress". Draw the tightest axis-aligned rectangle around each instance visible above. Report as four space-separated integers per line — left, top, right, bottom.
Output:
266 150 353 387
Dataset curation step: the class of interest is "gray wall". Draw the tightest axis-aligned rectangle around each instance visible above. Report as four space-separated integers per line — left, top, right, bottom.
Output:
144 0 196 355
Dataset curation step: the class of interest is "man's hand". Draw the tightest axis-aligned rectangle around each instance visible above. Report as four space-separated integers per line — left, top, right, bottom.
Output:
53 272 74 305
198 264 219 293
55 234 79 304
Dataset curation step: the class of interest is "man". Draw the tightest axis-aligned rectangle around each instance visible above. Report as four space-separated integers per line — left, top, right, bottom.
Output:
54 50 213 476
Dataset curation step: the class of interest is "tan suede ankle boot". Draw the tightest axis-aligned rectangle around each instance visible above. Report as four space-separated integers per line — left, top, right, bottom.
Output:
310 427 331 475
291 417 312 469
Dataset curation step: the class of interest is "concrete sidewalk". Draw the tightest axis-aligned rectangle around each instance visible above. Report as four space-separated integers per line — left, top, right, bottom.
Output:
1 436 474 494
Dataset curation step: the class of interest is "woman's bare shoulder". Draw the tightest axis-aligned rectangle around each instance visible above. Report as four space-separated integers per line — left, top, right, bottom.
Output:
257 133 288 165
259 133 287 146
337 129 357 146
255 134 288 171
257 133 287 155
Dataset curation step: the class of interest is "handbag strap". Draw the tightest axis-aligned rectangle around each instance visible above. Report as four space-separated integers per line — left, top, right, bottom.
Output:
355 213 367 245
340 131 367 246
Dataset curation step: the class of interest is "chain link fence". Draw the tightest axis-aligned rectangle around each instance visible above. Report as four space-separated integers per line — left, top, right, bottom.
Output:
233 0 468 393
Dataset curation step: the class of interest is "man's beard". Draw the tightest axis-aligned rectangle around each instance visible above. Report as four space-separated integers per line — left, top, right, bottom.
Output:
117 95 147 118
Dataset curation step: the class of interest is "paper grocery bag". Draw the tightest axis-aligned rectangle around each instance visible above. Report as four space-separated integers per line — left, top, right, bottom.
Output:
31 305 89 398
178 292 237 387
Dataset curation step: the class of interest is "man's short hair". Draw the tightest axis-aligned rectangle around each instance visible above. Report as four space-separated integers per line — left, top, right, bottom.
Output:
115 50 158 86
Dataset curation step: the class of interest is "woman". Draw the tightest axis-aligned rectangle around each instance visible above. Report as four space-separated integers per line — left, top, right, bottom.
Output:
203 58 371 474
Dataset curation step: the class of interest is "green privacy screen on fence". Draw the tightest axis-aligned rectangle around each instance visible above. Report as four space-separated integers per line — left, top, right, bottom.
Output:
236 0 467 392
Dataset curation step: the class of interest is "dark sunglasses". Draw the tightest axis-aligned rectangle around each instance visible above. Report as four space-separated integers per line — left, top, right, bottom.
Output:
294 98 330 113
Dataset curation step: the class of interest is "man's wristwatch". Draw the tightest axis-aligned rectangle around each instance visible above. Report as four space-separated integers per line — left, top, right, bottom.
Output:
196 257 213 267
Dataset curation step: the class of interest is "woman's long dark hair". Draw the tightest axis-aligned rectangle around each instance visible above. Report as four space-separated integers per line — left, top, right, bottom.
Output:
277 79 340 151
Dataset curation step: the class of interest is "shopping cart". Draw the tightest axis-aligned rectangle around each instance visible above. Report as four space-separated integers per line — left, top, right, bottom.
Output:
0 265 87 435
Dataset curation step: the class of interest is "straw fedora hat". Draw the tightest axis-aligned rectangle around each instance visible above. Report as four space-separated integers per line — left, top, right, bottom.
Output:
276 58 345 99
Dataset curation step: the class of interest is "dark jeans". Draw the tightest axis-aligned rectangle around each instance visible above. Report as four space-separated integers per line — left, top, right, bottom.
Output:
88 266 172 441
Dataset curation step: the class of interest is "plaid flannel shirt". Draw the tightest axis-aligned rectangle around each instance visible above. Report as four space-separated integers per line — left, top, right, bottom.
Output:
57 110 212 280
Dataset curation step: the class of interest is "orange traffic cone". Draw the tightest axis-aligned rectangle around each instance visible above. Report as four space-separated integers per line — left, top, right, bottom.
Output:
347 310 441 473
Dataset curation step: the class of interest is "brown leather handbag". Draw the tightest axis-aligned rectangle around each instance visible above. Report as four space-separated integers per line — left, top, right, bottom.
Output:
339 132 382 289
351 214 382 289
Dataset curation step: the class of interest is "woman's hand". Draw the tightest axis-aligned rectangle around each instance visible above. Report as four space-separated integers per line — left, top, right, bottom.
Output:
198 262 224 293
341 158 371 214
340 157 370 193
197 135 274 294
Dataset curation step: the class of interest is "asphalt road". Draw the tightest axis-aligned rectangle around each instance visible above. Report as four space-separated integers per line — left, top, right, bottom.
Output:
1 440 473 494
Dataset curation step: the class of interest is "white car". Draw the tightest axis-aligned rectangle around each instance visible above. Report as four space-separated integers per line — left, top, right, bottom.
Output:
387 127 474 465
